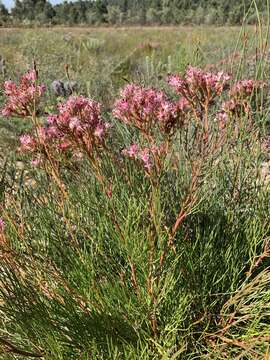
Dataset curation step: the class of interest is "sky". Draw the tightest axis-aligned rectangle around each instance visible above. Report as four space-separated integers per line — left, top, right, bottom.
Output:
3 0 64 9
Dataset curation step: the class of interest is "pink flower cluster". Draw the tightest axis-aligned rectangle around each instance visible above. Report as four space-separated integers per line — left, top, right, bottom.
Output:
113 84 187 135
216 80 266 122
122 143 165 171
2 68 267 176
230 80 266 98
216 111 229 126
19 96 110 159
168 66 230 104
2 69 45 117
263 136 270 152
19 134 36 152
0 218 5 233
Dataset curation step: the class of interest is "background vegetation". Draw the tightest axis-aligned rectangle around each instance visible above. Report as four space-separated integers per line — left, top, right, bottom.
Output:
0 0 269 26
0 25 247 153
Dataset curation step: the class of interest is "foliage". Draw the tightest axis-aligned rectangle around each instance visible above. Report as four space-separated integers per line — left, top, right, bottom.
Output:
0 0 268 26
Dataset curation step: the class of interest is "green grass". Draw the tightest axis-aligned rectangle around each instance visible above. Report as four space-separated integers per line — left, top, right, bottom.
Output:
1 22 270 359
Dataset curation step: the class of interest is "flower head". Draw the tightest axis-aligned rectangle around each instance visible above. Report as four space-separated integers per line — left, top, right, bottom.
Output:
2 69 45 118
0 218 5 232
113 84 164 128
122 144 139 157
19 134 36 152
263 136 270 152
230 80 266 98
168 66 230 104
113 84 185 135
122 143 165 172
19 96 110 160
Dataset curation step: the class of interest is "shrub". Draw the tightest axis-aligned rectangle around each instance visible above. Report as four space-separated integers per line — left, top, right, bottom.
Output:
0 65 270 359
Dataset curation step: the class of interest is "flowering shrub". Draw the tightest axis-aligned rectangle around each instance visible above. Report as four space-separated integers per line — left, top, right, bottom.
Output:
215 80 266 123
1 65 270 360
2 69 45 118
19 95 110 166
46 96 109 154
168 66 230 106
113 84 187 136
1 66 264 176
230 79 266 99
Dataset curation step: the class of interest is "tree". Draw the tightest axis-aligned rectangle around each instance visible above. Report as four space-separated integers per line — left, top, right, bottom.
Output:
11 0 54 22
0 1 9 24
8 0 270 26
106 5 122 24
146 7 161 25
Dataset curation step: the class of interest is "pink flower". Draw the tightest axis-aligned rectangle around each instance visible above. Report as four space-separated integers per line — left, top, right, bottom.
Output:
57 141 71 150
122 143 166 172
18 95 109 162
168 66 230 104
216 112 229 123
47 126 60 138
94 124 106 138
168 74 185 92
0 218 5 232
113 84 185 134
230 80 266 98
176 98 190 111
139 148 150 163
22 69 37 82
122 144 139 157
216 111 229 129
113 84 166 127
19 134 36 152
46 96 108 154
69 117 81 131
31 157 41 167
1 69 45 118
139 148 152 171
47 114 57 124
2 106 12 117
263 136 270 152
222 100 236 112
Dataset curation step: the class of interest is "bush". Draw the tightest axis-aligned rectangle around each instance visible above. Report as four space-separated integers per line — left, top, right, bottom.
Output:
0 64 270 359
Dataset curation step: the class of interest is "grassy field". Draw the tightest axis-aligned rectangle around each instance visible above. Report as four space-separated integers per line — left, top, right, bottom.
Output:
0 26 263 153
0 25 270 359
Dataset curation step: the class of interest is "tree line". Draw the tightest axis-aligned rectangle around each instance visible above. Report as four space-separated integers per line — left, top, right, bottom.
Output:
0 0 268 26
